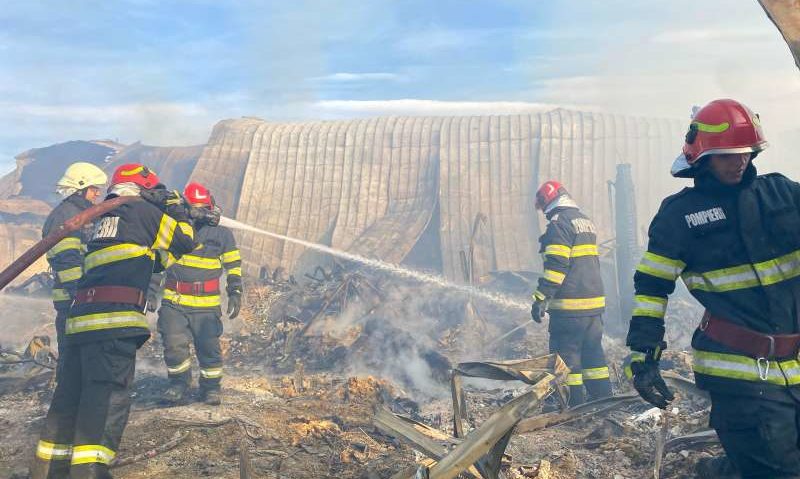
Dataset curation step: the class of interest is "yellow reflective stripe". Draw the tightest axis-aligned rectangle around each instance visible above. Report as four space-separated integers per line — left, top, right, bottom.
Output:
227 267 242 276
693 120 730 133
753 250 800 286
543 269 565 285
85 243 155 271
57 266 82 283
177 221 194 240
566 373 583 386
36 440 72 460
52 288 72 302
532 290 546 301
163 289 221 307
176 254 222 269
693 350 800 386
152 214 178 250
632 295 668 318
70 445 116 465
544 244 571 258
201 367 223 379
682 264 759 292
571 244 599 257
221 250 241 263
549 296 605 310
66 312 148 334
681 249 800 292
119 165 144 176
636 252 685 281
582 366 609 380
159 251 177 269
47 237 83 258
167 358 191 374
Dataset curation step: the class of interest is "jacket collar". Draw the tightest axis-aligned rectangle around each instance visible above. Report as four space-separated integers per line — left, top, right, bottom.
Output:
693 162 757 195
545 196 579 219
65 192 92 210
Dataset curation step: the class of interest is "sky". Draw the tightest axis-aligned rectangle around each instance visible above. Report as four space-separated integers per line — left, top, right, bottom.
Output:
2 0 800 175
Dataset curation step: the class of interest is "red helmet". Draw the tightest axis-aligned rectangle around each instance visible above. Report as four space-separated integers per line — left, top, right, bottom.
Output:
184 181 213 207
671 99 768 178
110 163 160 189
535 180 568 210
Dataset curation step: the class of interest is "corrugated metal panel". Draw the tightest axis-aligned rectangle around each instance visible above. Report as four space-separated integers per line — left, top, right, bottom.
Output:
206 117 439 276
191 118 263 216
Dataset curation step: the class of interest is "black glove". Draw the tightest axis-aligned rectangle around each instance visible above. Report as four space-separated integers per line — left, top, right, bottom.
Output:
531 298 548 323
227 293 241 319
630 342 674 409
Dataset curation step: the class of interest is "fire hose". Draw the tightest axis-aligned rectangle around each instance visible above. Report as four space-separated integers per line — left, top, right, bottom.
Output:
0 196 139 292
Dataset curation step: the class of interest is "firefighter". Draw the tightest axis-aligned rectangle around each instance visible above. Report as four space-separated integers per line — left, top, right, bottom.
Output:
625 98 800 477
42 162 108 365
531 182 612 406
31 163 196 479
154 181 242 406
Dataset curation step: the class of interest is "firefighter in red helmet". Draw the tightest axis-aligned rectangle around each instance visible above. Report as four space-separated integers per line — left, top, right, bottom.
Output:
151 181 242 406
532 180 612 406
32 164 196 479
625 99 800 476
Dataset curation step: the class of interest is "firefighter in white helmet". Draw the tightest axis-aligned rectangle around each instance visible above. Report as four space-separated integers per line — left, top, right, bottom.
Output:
42 162 108 368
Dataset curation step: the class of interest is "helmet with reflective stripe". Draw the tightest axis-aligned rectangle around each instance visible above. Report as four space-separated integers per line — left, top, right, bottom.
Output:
535 180 568 210
56 162 108 190
110 163 160 189
184 181 213 207
671 99 768 178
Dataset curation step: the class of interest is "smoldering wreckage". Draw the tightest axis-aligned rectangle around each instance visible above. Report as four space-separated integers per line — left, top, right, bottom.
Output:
3 3 800 478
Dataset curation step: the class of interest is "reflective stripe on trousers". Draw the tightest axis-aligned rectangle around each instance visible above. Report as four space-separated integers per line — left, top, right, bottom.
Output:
566 373 583 386
70 444 116 465
36 440 72 461
582 366 610 380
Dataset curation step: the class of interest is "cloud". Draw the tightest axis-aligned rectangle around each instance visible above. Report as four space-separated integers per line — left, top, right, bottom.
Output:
0 101 216 159
310 72 403 82
395 27 486 54
651 28 775 44
312 99 581 117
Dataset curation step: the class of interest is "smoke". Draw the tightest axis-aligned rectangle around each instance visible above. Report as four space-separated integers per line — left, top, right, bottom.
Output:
0 294 55 349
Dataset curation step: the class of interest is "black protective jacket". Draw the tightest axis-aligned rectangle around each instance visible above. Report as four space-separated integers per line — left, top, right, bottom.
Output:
160 223 242 311
535 203 605 317
627 164 800 398
65 197 196 346
42 194 92 310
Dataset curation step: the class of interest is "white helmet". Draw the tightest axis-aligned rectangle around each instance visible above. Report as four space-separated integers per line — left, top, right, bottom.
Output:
56 162 108 191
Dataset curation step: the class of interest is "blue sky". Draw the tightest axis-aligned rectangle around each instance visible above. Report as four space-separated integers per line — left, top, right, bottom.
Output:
2 0 800 174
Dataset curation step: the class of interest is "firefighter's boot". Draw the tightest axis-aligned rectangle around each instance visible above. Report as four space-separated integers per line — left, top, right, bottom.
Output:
202 388 221 406
162 382 188 404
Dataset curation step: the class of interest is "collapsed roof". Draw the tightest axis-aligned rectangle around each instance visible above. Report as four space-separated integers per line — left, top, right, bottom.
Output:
190 110 685 281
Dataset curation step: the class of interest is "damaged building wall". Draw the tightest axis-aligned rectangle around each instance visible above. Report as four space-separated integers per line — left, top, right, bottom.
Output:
195 117 440 276
192 110 685 280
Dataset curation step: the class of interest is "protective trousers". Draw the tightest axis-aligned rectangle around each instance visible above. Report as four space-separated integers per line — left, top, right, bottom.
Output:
31 338 137 479
157 303 223 391
548 314 612 406
710 391 800 478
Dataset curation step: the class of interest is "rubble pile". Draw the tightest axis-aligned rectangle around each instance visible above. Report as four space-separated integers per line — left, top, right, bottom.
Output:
226 265 535 397
0 267 724 478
